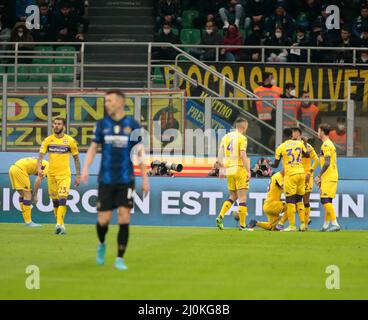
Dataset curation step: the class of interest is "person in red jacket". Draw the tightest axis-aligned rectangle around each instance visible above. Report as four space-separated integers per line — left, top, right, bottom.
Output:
220 24 244 61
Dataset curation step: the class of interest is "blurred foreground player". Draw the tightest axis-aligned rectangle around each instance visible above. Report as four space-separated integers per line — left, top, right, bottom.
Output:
38 117 80 235
315 124 340 232
81 90 150 270
216 118 250 230
9 158 49 227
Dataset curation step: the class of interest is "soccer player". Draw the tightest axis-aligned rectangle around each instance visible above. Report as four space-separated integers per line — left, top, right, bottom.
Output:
293 128 319 228
247 171 286 231
38 117 81 235
9 157 49 227
271 128 307 232
315 124 340 232
216 118 250 230
81 90 150 271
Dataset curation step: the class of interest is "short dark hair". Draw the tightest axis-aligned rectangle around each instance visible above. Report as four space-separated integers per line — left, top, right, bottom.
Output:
106 89 126 99
162 21 172 28
319 123 331 135
53 117 66 125
283 128 292 139
39 2 48 8
285 83 295 90
262 72 272 82
292 127 302 134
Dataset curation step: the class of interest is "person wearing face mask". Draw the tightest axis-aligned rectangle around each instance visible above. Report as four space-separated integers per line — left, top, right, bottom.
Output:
254 72 282 150
220 24 244 62
155 0 182 33
358 50 368 63
265 26 291 62
244 23 265 61
329 117 359 155
10 21 34 64
189 20 223 61
152 21 181 61
265 1 296 39
31 2 53 42
299 91 320 132
289 25 308 62
280 83 301 128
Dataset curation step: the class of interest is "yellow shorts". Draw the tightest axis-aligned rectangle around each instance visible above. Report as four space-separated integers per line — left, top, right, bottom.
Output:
263 200 285 216
284 173 305 197
320 180 338 199
226 166 249 191
9 165 31 191
305 174 313 193
48 176 71 199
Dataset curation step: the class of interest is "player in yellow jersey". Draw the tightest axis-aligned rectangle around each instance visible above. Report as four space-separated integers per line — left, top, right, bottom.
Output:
315 123 340 232
9 157 49 227
271 128 308 232
38 117 81 235
216 118 250 230
247 171 286 231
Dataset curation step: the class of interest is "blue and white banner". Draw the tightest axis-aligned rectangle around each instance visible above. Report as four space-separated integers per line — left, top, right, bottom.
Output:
0 175 367 230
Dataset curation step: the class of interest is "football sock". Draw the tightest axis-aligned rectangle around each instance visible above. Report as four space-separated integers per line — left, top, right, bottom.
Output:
19 197 24 212
219 199 234 219
22 200 32 223
256 221 272 230
238 202 247 228
286 203 296 227
304 203 311 225
96 223 108 244
323 203 339 227
57 199 67 226
52 199 59 219
279 212 288 225
117 224 129 258
296 202 305 225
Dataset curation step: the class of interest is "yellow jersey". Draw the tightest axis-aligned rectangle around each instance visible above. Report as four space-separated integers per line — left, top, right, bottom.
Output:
266 172 284 202
220 131 247 168
14 158 49 176
275 139 307 176
40 134 79 176
320 138 338 181
302 143 319 173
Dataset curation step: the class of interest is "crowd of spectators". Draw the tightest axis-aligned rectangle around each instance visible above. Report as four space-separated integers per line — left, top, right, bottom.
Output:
154 0 368 63
0 0 89 47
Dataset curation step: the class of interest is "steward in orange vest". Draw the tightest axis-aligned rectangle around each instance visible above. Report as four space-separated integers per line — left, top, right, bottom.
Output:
299 91 320 131
281 83 301 128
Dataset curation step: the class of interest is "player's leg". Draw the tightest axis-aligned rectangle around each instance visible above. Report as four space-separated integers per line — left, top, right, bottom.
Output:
282 175 297 231
296 174 306 231
321 181 340 232
22 189 41 227
55 176 71 234
114 184 134 270
237 188 248 230
254 201 285 230
48 176 59 221
217 174 237 229
303 193 311 228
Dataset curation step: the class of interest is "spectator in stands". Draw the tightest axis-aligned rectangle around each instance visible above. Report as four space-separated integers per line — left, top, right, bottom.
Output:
220 24 244 61
265 1 296 39
15 0 36 22
189 20 223 61
299 91 320 131
67 0 85 16
265 26 292 62
330 26 360 63
31 2 53 41
52 1 89 41
244 22 265 62
152 21 181 60
357 49 368 63
244 0 270 35
193 0 224 29
218 0 244 29
155 0 182 33
315 3 341 44
289 25 309 62
352 4 368 39
309 20 328 62
10 21 34 63
359 25 368 46
298 0 322 28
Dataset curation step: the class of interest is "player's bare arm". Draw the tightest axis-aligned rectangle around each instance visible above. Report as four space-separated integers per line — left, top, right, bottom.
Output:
271 158 280 168
33 175 43 205
316 156 330 182
240 150 250 177
136 143 150 197
37 153 45 177
81 142 99 184
217 144 225 178
74 155 81 187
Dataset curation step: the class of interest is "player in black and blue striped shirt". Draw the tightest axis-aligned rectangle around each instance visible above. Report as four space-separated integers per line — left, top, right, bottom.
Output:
82 90 149 270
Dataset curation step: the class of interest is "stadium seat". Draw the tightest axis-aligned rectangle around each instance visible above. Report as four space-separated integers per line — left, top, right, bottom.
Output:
55 46 76 65
180 28 201 45
152 67 164 84
28 66 51 82
33 45 54 64
53 66 74 82
7 66 31 81
182 10 198 28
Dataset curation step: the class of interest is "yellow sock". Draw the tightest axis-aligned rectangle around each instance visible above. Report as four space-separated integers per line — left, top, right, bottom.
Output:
304 206 311 225
238 203 248 228
296 202 305 225
53 208 58 219
286 203 296 227
323 203 336 221
22 203 32 224
257 221 272 230
279 212 288 225
219 200 233 219
57 206 67 226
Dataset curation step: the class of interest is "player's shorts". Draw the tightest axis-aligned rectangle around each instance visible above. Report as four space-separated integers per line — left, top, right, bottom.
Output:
284 173 305 197
263 200 285 216
305 174 313 193
97 183 135 211
48 175 71 199
9 165 31 191
226 166 249 191
320 180 338 199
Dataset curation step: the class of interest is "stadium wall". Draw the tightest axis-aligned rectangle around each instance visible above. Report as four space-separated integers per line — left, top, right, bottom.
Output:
0 152 367 230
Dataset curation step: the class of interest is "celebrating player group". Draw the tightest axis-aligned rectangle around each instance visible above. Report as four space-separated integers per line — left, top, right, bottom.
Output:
216 120 340 232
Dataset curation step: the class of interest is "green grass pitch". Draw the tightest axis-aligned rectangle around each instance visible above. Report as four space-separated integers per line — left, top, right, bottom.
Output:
0 223 368 300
